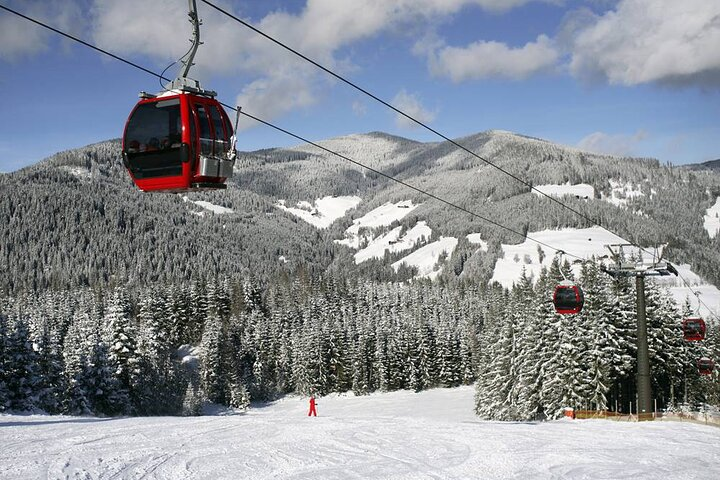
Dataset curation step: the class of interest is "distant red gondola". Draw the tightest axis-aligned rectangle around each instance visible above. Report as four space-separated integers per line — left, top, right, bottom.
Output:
698 357 714 375
682 317 706 341
553 280 584 315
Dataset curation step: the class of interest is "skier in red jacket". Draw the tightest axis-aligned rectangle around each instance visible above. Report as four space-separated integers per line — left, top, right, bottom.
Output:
308 396 317 417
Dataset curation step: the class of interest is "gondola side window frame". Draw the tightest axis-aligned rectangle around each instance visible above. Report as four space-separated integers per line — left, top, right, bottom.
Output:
193 102 214 157
123 98 184 179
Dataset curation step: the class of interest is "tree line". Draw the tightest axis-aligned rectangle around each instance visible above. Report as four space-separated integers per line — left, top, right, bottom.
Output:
1 263 717 419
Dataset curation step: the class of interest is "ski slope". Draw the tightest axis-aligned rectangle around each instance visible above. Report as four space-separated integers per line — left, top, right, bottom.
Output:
2 387 719 480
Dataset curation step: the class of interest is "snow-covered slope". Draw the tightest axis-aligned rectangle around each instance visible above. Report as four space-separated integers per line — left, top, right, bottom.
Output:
2 387 718 480
490 226 720 318
602 179 650 207
705 197 720 239
276 196 361 229
392 236 459 280
354 221 432 264
490 226 626 288
533 183 594 199
335 200 419 250
182 197 234 215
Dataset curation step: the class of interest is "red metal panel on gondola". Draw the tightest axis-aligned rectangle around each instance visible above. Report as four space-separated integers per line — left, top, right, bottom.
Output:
682 317 706 341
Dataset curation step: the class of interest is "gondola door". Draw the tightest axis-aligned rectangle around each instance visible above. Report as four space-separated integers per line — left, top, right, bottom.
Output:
187 98 235 189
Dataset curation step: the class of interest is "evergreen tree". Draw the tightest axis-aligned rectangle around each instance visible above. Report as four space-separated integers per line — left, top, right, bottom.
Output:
5 317 41 412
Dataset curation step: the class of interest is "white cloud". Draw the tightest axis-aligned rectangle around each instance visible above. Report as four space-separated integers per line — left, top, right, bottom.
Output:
568 0 720 87
0 1 83 61
429 34 559 81
577 130 647 157
87 0 557 129
0 13 48 61
234 70 318 130
352 101 368 117
391 90 436 128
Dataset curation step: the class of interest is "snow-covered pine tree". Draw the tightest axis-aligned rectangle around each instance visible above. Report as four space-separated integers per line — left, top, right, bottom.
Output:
86 340 129 416
0 312 9 411
5 316 41 412
577 260 612 411
105 288 138 408
200 310 226 404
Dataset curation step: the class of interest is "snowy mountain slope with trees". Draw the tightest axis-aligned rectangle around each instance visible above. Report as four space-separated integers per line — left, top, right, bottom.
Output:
532 183 594 199
354 220 432 264
705 197 720 238
1 130 719 293
391 236 459 280
1 130 719 423
276 195 361 229
2 386 719 480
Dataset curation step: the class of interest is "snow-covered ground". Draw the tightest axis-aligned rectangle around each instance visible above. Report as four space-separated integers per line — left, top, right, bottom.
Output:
2 386 719 480
354 221 432 264
59 165 91 180
490 226 626 288
392 236 458 280
335 200 419 249
704 197 720 239
467 233 489 252
602 179 648 207
490 227 720 318
276 196 362 229
182 197 234 216
533 183 594 200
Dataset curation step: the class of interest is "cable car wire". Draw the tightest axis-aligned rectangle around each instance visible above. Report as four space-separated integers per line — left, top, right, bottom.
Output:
1 3 717 319
199 0 603 230
0 2 589 261
198 0 720 320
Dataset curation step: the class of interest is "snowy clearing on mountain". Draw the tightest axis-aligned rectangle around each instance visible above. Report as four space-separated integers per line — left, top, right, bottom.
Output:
276 195 361 229
704 196 720 239
602 179 649 207
490 226 720 318
490 226 627 288
392 236 458 280
182 197 235 215
335 200 419 249
2 386 718 480
532 183 595 199
354 221 432 264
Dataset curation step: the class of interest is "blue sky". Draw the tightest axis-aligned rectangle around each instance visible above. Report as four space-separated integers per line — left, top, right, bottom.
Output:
1 0 719 172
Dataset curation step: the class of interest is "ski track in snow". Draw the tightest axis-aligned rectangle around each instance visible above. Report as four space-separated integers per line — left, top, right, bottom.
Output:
3 387 719 480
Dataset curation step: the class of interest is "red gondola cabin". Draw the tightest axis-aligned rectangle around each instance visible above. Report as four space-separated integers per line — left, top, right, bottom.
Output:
682 317 706 341
698 357 714 375
122 91 236 192
553 280 584 315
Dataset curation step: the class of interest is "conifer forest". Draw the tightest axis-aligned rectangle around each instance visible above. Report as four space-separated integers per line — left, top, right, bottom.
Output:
1 259 717 420
1 134 719 420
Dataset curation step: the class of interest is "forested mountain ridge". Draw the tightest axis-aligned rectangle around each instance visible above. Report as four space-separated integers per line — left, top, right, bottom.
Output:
2 131 719 418
685 158 720 172
1 130 719 294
